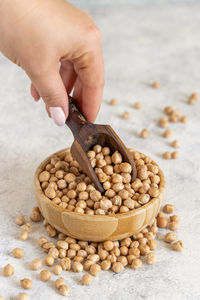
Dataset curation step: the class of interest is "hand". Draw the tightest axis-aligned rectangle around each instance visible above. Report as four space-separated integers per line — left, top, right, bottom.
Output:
0 0 104 125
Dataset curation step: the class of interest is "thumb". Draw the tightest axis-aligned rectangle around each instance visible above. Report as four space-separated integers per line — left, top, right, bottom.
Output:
31 70 68 126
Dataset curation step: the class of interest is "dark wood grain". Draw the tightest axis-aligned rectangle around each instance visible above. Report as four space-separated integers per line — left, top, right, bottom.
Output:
66 96 137 193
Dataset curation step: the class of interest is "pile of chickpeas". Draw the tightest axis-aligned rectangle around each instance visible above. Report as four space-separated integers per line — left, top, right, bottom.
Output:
1 201 183 299
39 146 162 216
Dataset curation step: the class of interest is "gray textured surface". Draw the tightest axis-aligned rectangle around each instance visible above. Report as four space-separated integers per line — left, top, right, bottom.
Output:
0 2 200 300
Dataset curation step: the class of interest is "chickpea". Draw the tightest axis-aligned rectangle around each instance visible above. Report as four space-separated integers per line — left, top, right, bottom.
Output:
90 264 101 276
72 262 83 273
45 186 56 199
20 278 32 289
138 194 150 205
55 277 65 289
64 173 76 183
112 262 124 273
29 258 42 270
171 151 179 159
163 204 175 214
152 81 160 88
83 260 94 271
100 260 111 271
171 140 180 148
146 252 156 264
80 273 93 286
18 293 29 300
112 151 122 164
40 270 51 281
163 129 172 138
15 215 25 226
139 244 150 256
157 216 168 228
122 111 131 119
59 285 70 296
12 248 24 259
165 232 176 243
60 257 71 271
164 106 173 115
169 221 178 231
134 102 142 109
147 239 157 250
45 256 55 266
39 236 48 246
39 171 50 182
117 256 128 267
172 240 184 251
90 190 102 202
131 258 142 270
162 152 171 160
170 215 179 222
46 224 57 237
2 264 14 277
140 129 149 138
19 231 29 241
110 98 117 106
103 241 114 251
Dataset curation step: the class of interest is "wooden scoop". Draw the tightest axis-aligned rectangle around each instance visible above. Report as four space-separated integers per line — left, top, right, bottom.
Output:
65 96 137 193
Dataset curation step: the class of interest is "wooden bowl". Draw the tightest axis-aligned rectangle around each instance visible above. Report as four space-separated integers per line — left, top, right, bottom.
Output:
34 148 165 242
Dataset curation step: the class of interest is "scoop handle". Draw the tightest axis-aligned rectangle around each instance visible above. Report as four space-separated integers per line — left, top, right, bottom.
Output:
66 96 89 139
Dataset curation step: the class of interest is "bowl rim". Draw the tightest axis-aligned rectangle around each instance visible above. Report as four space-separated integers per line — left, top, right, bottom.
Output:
34 148 165 220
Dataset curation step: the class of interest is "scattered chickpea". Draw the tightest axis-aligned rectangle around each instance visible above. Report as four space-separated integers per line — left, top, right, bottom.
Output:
171 140 180 148
122 111 131 119
12 248 24 259
188 93 198 104
171 151 179 159
152 81 160 88
110 98 117 106
140 129 149 138
40 270 51 281
82 274 93 285
15 216 25 226
170 215 179 222
72 261 83 273
146 252 156 264
19 231 29 241
100 260 111 271
2 264 14 277
103 241 114 251
163 204 175 214
163 129 172 138
172 240 184 251
131 258 142 270
180 115 188 123
29 258 42 270
45 256 55 266
162 152 171 160
59 285 70 296
169 221 178 231
20 278 32 290
112 262 124 273
90 264 101 276
55 277 65 289
164 232 176 243
18 293 29 300
133 102 142 109
159 117 168 128
164 106 173 115
53 264 63 275
157 216 168 228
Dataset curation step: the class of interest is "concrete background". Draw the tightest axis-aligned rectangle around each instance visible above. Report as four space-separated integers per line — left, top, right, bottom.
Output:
0 1 200 299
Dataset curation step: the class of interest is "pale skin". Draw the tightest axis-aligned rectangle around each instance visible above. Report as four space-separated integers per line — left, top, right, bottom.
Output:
0 0 104 125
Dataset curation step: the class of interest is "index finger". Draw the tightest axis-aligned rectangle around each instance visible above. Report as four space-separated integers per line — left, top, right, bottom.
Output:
73 47 104 123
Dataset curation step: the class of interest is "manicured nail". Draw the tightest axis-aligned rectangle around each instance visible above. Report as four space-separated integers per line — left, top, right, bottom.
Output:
49 107 66 126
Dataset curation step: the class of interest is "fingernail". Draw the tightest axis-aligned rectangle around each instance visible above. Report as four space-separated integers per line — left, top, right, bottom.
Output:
49 107 66 126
